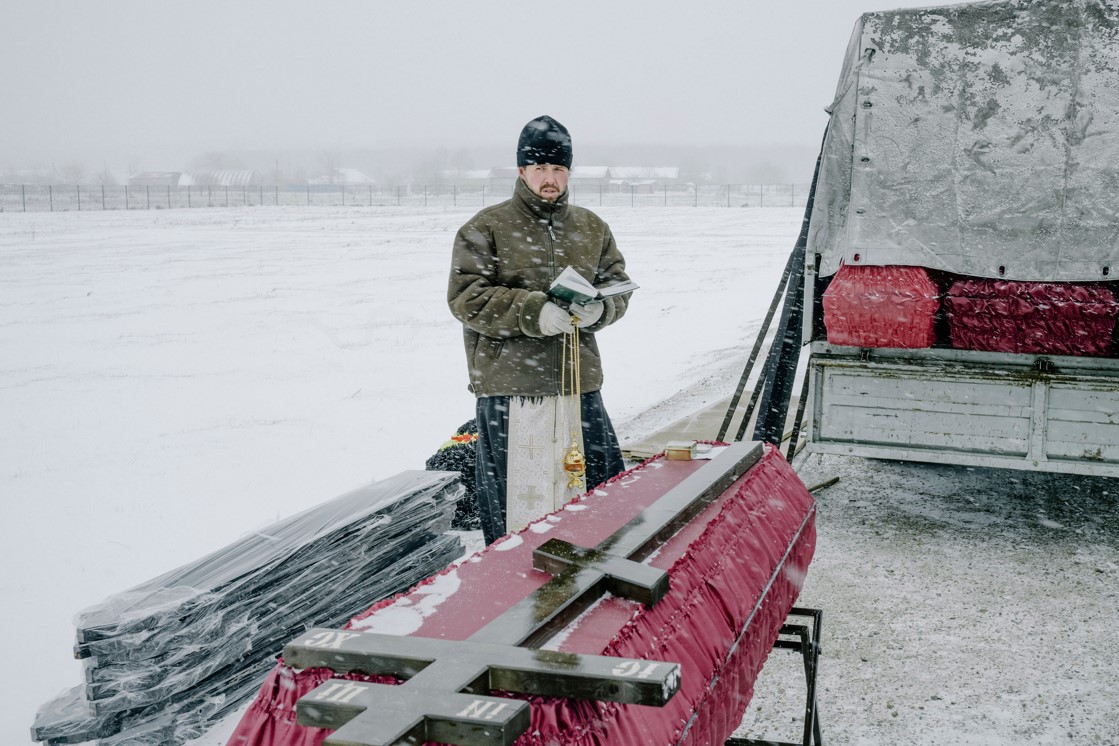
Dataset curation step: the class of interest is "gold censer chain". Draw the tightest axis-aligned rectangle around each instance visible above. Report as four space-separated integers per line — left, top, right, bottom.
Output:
560 316 586 490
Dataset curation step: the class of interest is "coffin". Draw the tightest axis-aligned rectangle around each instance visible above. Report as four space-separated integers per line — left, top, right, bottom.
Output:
822 264 940 349
945 279 1119 356
226 443 816 746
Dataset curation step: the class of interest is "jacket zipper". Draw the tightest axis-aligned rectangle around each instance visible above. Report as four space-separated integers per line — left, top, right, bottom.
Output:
546 213 562 396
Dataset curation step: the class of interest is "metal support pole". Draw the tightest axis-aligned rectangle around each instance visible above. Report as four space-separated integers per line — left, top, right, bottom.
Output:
718 245 802 443
101 184 105 210
785 369 812 461
747 135 829 445
77 185 81 211
50 185 53 212
22 184 26 212
146 185 150 210
722 129 827 444
167 185 171 209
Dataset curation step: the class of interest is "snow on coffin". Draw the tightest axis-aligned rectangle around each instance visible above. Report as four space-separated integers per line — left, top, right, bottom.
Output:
30 472 464 746
822 263 940 349
226 441 817 746
945 278 1119 357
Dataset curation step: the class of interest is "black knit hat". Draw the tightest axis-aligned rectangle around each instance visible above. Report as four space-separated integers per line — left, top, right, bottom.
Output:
516 115 573 168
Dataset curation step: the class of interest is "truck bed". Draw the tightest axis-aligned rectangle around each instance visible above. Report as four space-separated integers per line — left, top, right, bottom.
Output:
807 342 1119 477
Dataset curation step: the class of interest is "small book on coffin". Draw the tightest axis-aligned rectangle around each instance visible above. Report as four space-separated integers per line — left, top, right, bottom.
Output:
548 265 639 305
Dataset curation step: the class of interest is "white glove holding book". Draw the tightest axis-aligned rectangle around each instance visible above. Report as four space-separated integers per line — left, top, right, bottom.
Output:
569 300 604 328
539 301 575 336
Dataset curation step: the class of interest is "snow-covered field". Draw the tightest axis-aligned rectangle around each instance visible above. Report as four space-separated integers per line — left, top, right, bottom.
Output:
1 205 795 744
4 205 1116 745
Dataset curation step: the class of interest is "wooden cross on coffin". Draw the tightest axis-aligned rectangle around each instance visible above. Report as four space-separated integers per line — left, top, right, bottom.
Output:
286 441 764 746
285 630 679 745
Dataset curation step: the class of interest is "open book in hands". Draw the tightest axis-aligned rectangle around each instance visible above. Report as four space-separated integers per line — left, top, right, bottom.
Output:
547 266 639 306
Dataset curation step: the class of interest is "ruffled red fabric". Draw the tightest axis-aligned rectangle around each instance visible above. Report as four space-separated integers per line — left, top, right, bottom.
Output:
822 264 940 348
226 445 816 746
945 279 1119 356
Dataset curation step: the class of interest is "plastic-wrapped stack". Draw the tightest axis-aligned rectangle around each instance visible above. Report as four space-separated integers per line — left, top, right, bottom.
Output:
945 279 1119 356
226 443 817 746
31 471 465 746
822 263 941 349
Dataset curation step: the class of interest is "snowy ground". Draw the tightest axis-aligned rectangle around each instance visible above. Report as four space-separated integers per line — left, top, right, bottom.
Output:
738 454 1119 745
4 206 1116 745
1 205 794 744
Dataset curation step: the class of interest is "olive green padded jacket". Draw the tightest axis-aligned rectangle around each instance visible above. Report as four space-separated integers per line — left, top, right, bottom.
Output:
448 178 631 397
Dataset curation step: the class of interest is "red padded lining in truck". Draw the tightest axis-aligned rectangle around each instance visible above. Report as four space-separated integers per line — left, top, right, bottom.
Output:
945 279 1119 356
226 445 816 746
822 264 940 348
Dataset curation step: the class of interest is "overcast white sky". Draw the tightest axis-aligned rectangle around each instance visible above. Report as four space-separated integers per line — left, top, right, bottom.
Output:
0 0 954 171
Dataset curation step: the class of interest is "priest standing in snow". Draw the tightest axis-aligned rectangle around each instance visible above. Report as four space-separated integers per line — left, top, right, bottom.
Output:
448 115 631 545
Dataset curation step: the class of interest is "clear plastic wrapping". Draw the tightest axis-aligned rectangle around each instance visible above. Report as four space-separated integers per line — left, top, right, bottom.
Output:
32 471 465 745
822 264 940 348
946 279 1119 356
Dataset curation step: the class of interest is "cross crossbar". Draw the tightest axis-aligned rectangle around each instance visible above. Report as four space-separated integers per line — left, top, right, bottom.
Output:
286 629 680 745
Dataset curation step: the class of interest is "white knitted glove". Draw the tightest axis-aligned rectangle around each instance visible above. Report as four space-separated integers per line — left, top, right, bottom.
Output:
569 300 605 328
539 301 575 336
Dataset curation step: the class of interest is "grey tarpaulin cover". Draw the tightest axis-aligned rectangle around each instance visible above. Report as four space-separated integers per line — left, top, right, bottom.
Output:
808 0 1119 282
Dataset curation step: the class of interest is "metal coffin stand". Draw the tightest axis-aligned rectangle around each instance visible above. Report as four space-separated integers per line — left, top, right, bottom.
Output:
725 606 823 746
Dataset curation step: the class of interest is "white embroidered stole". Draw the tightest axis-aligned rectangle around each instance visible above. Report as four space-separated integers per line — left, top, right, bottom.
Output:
505 395 584 534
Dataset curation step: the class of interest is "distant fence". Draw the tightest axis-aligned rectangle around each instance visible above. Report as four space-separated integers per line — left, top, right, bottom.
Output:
0 182 811 213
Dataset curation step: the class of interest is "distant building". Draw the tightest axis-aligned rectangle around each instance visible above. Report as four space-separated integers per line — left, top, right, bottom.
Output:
432 164 682 196
0 167 62 184
178 170 262 188
128 172 182 187
607 167 680 194
439 168 490 182
308 167 375 186
487 166 520 181
336 168 375 185
571 166 609 181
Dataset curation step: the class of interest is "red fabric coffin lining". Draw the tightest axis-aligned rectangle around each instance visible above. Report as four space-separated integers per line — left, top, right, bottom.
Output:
226 447 816 746
822 264 940 349
945 279 1119 356
516 452 816 745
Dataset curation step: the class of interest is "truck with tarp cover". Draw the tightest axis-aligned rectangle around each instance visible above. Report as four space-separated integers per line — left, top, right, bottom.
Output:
800 0 1119 476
